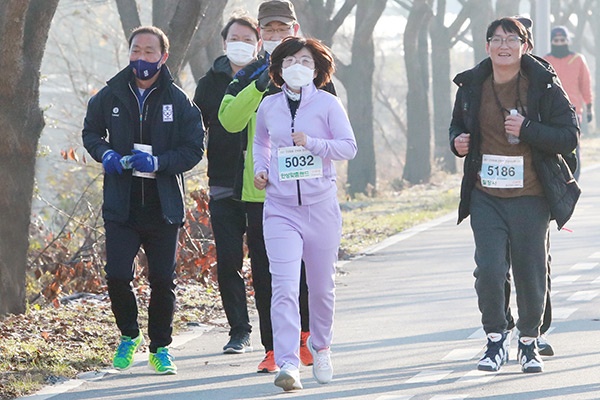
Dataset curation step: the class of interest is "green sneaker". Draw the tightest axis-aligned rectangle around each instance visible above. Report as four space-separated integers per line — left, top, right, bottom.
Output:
113 333 144 370
148 347 177 375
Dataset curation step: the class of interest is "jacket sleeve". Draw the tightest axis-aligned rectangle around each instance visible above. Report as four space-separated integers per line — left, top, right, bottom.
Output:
253 100 271 175
578 55 593 105
520 82 579 155
156 93 205 175
219 83 264 133
449 87 467 157
82 91 112 162
304 96 357 161
218 59 268 133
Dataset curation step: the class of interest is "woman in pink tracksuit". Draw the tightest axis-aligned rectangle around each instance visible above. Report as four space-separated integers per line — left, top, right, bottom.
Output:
253 37 357 391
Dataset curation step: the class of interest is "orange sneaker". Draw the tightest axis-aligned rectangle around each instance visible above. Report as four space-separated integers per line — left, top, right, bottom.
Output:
300 331 313 366
257 350 279 373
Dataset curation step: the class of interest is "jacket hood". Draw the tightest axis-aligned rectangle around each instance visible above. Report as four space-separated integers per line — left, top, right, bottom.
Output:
211 54 234 76
453 53 557 88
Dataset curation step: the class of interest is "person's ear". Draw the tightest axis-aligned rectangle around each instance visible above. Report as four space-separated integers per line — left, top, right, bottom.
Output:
160 52 169 65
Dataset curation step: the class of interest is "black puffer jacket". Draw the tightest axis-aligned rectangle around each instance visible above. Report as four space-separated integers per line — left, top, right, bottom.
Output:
449 53 580 229
193 55 245 192
83 66 204 224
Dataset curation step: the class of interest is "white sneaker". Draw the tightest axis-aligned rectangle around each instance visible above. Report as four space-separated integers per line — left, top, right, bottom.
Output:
307 335 333 384
274 362 302 391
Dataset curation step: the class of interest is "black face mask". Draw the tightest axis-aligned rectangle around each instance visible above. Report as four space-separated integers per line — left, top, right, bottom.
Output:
550 44 571 58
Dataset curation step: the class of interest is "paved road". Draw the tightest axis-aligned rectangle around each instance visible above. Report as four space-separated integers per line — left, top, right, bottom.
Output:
23 164 600 400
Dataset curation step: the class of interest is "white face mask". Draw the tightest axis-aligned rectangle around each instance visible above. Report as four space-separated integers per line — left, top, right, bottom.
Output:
226 41 257 66
263 40 281 55
282 64 314 90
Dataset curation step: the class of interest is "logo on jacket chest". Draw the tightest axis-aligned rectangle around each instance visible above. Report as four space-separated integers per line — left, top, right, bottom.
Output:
163 104 173 122
112 107 119 117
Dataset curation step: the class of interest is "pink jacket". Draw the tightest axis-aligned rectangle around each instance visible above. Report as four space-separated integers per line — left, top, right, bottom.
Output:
544 53 592 117
254 83 357 206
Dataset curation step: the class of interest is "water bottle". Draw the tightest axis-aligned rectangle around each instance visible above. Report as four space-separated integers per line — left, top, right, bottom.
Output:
507 109 520 144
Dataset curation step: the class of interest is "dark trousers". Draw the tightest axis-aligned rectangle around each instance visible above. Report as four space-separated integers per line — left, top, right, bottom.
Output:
505 245 552 334
470 189 550 338
210 197 309 350
210 197 250 337
104 218 179 353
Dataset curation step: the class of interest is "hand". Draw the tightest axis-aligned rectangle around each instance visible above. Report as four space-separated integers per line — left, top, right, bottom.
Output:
587 104 593 123
505 111 524 137
255 67 271 92
130 149 158 172
254 171 268 190
291 132 307 147
102 150 123 175
454 133 470 156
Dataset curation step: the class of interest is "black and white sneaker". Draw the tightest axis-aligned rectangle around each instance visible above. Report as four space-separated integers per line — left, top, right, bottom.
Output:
518 337 544 373
477 331 510 372
536 334 554 356
223 331 253 354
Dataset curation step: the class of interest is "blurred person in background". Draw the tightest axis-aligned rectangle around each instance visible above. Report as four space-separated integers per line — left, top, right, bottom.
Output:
544 25 592 180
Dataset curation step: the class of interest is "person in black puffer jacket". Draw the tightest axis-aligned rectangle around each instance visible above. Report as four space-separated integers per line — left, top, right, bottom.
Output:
449 17 580 375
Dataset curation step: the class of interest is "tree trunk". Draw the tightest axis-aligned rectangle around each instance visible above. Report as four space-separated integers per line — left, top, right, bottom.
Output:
470 0 493 63
343 0 387 196
115 0 141 37
402 0 433 184
186 0 227 81
291 0 357 47
430 0 456 173
495 0 520 18
0 0 59 316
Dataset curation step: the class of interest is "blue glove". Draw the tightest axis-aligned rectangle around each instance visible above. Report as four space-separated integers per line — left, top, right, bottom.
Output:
102 150 123 175
130 149 158 172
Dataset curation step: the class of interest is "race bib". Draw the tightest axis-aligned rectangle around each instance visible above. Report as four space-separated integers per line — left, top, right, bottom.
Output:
278 146 323 181
480 154 523 188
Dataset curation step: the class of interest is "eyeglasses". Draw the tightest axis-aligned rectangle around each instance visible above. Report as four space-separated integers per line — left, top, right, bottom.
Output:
261 27 293 35
282 55 315 68
488 35 523 48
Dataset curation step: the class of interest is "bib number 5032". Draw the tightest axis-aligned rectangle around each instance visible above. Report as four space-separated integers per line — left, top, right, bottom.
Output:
285 154 314 168
278 146 323 181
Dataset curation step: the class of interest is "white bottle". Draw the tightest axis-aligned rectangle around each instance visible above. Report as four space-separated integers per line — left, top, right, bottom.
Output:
507 109 520 144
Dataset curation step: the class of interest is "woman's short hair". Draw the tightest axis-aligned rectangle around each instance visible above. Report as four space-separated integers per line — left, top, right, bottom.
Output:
269 36 335 89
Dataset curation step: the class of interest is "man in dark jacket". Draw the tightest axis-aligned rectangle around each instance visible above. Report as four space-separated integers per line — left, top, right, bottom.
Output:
449 17 579 374
193 13 276 369
82 26 204 375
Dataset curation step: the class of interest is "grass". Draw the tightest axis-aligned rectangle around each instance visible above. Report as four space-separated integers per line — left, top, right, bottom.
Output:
1 134 599 399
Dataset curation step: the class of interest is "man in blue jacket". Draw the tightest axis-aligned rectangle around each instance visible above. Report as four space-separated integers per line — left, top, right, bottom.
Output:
82 26 204 375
